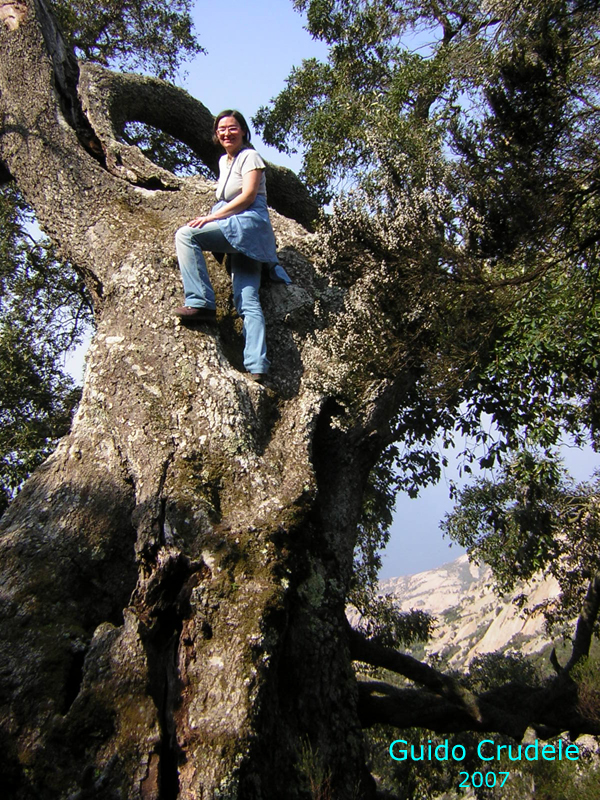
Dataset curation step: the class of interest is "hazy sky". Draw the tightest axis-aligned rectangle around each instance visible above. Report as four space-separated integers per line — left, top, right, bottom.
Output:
183 1 328 172
68 1 600 579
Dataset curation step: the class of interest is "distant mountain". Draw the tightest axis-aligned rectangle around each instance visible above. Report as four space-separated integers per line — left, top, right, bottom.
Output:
379 554 562 669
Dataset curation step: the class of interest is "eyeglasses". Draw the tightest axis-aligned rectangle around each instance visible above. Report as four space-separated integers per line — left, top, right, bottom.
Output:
217 126 241 136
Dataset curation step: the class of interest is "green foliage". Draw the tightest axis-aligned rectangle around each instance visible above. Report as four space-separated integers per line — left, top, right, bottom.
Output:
298 739 334 800
515 754 600 800
466 651 541 693
453 265 600 464
50 0 203 80
0 185 87 513
296 12 600 739
443 451 600 633
259 0 600 474
256 0 473 202
442 451 567 587
366 725 464 800
262 5 600 649
368 724 592 800
367 650 596 799
370 691 596 800
0 328 80 515
572 656 600 723
268 12 600 788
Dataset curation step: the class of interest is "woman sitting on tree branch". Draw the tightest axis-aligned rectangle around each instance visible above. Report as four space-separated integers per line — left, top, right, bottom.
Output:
174 109 290 383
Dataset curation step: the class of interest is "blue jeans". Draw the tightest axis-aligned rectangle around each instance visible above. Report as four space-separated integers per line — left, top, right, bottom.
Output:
175 223 270 374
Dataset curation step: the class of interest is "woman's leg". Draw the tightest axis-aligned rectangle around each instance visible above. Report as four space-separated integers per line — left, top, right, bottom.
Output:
231 255 271 375
174 223 237 309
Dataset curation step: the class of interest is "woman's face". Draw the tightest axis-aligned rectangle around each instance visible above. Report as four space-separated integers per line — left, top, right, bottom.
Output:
216 116 245 155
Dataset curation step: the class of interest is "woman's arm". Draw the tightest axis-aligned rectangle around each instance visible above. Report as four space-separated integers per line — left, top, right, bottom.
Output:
188 169 263 229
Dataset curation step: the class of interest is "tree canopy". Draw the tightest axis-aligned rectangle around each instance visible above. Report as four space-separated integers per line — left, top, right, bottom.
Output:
257 0 600 566
50 0 203 77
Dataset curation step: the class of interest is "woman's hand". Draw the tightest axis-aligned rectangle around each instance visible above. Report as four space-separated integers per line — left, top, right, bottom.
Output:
188 215 215 229
188 170 263 228
213 170 263 220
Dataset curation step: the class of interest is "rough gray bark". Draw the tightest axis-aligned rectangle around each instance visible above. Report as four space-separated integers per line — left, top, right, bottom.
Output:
0 2 402 798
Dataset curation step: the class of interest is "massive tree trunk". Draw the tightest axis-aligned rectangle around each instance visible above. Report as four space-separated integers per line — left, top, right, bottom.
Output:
0 2 407 797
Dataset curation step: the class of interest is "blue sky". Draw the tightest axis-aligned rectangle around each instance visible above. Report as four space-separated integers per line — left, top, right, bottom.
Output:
69 1 599 579
379 440 599 578
182 1 328 173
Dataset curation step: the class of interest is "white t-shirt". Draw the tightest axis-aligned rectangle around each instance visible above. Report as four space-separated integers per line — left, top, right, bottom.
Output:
216 148 267 202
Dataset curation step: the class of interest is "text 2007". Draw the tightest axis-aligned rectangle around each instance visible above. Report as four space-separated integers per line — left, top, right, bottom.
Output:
459 771 510 789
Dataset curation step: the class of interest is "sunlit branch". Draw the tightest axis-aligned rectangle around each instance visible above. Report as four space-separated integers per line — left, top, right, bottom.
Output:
348 626 483 723
78 63 318 227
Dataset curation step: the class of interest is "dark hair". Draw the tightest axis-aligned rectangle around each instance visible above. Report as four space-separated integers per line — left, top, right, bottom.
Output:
213 109 252 147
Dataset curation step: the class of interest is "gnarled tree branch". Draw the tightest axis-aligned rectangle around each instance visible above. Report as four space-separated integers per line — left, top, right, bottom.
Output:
358 673 600 740
351 596 600 741
357 680 528 738
78 63 319 228
565 571 600 672
349 626 483 723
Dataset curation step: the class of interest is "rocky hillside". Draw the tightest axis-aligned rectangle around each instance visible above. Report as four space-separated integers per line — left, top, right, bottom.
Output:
380 554 563 669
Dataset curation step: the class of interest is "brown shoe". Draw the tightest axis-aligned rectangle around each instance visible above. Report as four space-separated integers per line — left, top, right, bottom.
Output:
248 373 267 384
174 306 217 322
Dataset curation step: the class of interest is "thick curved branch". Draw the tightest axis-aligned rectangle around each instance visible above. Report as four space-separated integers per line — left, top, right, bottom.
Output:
352 614 600 740
565 571 600 672
349 626 483 723
357 681 528 738
78 63 190 190
358 675 600 740
78 63 319 228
